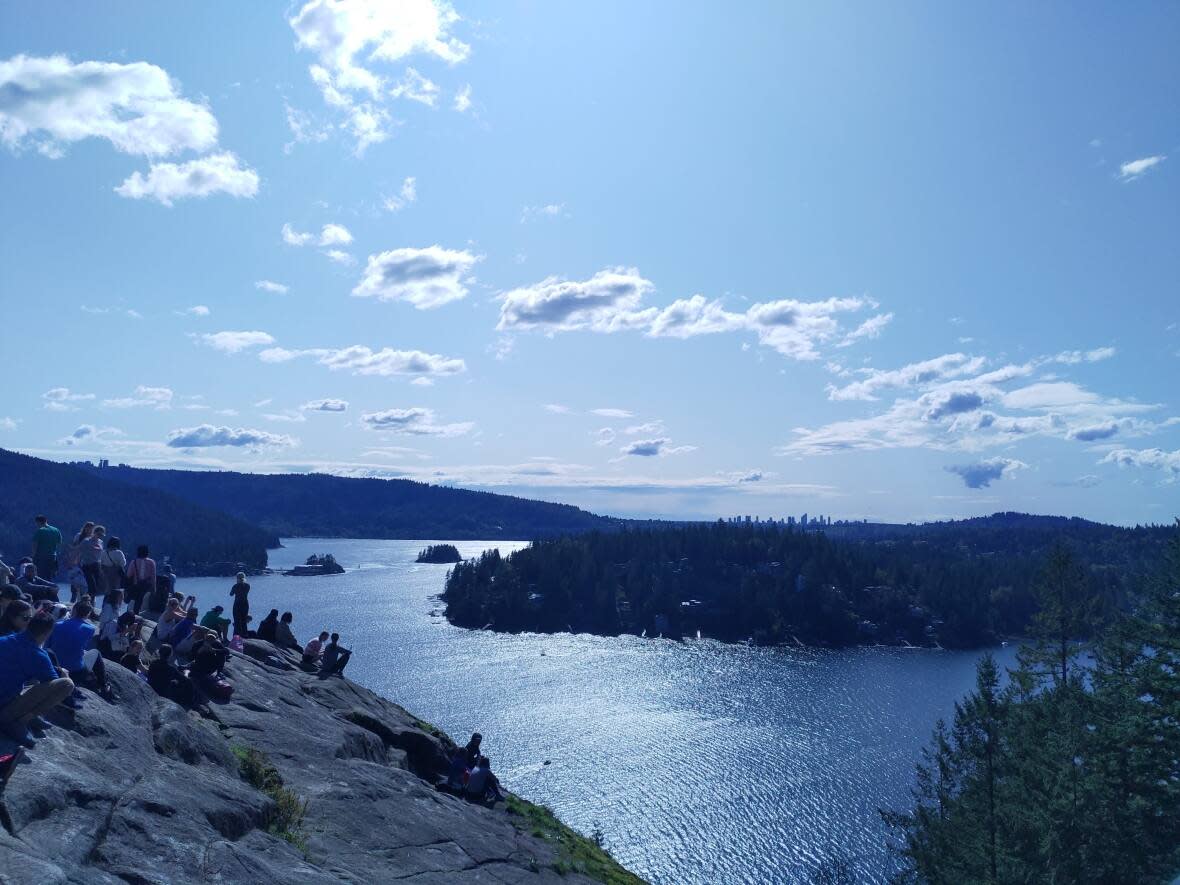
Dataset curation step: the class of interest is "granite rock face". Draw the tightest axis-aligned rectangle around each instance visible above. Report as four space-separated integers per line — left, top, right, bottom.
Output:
0 640 604 884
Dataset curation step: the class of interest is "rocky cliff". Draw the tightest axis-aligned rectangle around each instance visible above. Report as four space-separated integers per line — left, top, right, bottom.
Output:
0 640 643 885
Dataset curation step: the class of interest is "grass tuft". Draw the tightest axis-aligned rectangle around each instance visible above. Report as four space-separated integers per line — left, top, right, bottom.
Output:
505 794 646 885
232 743 310 855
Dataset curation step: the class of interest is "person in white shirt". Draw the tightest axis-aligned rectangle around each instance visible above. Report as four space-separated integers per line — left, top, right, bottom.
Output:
301 631 329 669
100 537 127 606
99 589 124 629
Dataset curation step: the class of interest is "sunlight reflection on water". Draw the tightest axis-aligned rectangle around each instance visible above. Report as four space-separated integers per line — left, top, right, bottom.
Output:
182 538 1018 885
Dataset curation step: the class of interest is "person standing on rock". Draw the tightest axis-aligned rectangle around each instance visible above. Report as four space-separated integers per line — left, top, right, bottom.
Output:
78 526 107 602
229 572 251 638
124 546 156 615
31 515 62 585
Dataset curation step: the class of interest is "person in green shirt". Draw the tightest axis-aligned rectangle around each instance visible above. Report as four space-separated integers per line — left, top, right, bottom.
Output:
31 515 62 584
200 605 231 640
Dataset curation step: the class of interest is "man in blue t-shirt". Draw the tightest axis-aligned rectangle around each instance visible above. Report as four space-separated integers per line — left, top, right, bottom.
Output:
48 601 110 700
0 613 74 747
31 514 62 585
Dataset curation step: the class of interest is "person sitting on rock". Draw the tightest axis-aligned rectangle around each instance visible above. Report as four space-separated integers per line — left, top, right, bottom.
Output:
464 732 483 768
16 563 58 604
274 611 299 650
0 598 33 637
48 601 111 701
301 631 329 669
167 608 199 655
319 633 351 677
147 644 194 707
99 588 124 629
256 609 279 643
465 755 505 804
189 636 228 690
155 598 185 645
445 747 469 793
120 639 146 674
200 605 231 641
0 612 74 748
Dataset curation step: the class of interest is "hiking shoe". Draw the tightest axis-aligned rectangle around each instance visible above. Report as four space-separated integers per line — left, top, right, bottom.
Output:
27 716 50 734
60 694 82 710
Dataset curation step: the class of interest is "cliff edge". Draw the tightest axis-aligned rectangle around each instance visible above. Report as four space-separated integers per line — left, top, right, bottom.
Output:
0 639 643 885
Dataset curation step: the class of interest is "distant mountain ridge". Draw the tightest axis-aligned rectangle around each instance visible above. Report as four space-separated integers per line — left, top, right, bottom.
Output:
0 449 277 572
74 461 618 541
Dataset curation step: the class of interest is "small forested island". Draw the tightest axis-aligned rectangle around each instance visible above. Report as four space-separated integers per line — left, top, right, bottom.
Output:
416 543 463 564
284 553 345 576
444 516 1174 648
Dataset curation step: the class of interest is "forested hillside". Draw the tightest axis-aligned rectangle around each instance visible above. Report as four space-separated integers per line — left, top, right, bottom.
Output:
0 449 275 572
78 463 617 540
885 531 1180 882
444 517 1175 647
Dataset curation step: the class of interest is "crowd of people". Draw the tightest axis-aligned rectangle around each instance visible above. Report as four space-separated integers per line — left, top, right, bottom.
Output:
2 515 506 808
0 516 351 750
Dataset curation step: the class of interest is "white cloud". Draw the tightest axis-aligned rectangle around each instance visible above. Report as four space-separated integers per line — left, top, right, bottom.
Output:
544 404 571 415
382 176 417 211
1100 447 1180 479
324 249 356 266
625 421 665 435
520 203 568 223
1053 346 1116 364
618 437 696 458
498 268 655 333
260 343 466 378
198 330 275 353
411 376 434 387
102 386 173 409
837 312 893 347
60 424 122 447
42 387 94 412
390 67 439 106
782 346 1164 460
167 424 296 449
594 428 616 447
497 269 878 361
353 245 480 309
0 54 217 157
453 84 472 113
255 280 289 295
263 411 307 424
282 222 354 248
302 398 349 412
319 223 353 246
289 0 469 151
826 353 988 401
115 151 258 206
360 406 473 437
175 305 210 316
946 457 1027 489
591 408 633 418
1118 155 1166 181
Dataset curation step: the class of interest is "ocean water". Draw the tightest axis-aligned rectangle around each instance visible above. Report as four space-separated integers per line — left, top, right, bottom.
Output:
182 538 1018 885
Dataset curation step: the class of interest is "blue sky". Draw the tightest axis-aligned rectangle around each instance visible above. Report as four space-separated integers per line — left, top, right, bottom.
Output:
1 1 1177 525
